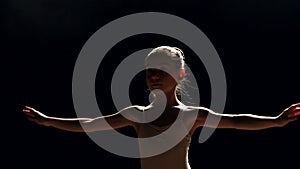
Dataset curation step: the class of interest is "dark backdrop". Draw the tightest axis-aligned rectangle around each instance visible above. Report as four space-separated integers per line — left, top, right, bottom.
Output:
2 0 300 168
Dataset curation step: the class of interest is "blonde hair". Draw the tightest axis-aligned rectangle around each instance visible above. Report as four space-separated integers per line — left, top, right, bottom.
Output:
146 46 185 70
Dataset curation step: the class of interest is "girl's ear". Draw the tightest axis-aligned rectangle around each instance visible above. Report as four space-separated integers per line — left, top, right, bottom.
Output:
179 69 186 80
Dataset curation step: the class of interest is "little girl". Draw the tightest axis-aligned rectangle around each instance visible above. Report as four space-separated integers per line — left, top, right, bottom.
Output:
23 46 300 169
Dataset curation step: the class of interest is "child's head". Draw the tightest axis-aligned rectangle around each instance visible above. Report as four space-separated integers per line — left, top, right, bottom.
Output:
145 46 186 93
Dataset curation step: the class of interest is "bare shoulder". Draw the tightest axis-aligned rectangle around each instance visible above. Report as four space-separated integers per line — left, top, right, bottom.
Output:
176 105 211 124
120 105 152 113
175 105 210 113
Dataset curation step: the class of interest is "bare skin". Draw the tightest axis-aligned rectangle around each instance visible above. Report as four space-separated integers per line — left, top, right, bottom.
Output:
22 48 300 169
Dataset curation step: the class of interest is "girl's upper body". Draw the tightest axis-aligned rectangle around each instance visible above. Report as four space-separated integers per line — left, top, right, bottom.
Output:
23 46 300 169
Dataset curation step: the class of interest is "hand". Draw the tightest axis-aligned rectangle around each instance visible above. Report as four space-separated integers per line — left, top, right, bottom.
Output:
274 103 300 127
280 103 300 118
22 106 50 126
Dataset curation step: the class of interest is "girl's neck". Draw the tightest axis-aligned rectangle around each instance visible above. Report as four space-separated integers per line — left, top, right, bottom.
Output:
150 89 180 109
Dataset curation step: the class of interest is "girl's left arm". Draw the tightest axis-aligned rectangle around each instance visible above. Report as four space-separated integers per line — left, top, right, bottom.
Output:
195 103 300 130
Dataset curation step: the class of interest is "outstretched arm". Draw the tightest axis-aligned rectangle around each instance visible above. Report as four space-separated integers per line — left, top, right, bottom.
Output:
196 103 300 130
23 106 135 132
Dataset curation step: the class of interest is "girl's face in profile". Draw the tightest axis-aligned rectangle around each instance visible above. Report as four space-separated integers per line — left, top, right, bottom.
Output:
145 54 181 93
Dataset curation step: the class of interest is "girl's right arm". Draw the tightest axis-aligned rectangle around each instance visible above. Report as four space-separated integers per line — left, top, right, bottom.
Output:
22 106 135 132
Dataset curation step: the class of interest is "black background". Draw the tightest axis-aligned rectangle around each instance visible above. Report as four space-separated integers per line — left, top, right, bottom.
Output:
2 0 300 168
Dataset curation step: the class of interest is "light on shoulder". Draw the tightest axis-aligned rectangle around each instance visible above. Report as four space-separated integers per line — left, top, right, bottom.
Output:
122 105 152 112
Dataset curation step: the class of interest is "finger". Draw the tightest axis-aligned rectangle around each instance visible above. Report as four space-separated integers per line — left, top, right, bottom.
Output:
285 104 300 117
289 107 300 117
293 108 300 113
294 111 300 117
22 109 30 113
28 113 36 117
25 106 35 111
293 107 300 111
25 113 36 118
290 103 300 110
24 111 36 117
